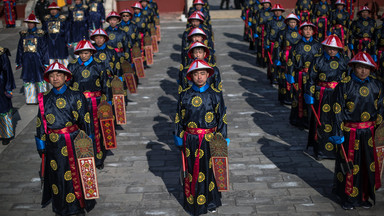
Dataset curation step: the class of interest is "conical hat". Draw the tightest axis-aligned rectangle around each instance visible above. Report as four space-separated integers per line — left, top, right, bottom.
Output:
299 21 318 34
187 27 207 41
335 0 346 5
285 13 300 24
24 13 40 23
132 2 143 10
44 61 72 82
321 35 343 49
48 2 61 10
186 59 214 81
271 4 284 11
348 52 377 69
193 0 204 5
90 28 109 42
106 11 121 22
74 39 96 55
188 12 205 23
120 8 133 16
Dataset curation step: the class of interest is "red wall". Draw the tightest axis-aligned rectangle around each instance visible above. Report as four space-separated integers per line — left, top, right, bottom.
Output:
117 0 185 13
272 0 382 9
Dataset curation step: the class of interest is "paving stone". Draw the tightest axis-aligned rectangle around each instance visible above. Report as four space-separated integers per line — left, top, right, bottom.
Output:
294 203 335 212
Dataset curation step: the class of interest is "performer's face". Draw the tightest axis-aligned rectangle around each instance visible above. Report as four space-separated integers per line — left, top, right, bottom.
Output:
75 0 82 5
263 3 271 9
191 35 203 42
302 26 314 38
108 18 119 27
48 72 67 89
325 46 339 57
134 8 141 14
274 11 282 17
354 64 371 80
192 48 206 60
337 5 344 11
94 36 106 47
192 70 209 87
27 23 36 29
141 1 148 7
121 13 131 22
195 5 203 10
191 20 201 28
361 11 369 19
79 50 92 62
50 9 59 16
288 20 297 28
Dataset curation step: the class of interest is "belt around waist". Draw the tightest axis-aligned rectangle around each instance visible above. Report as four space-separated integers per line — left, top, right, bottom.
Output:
83 91 101 98
186 127 217 135
317 81 338 88
344 121 375 129
48 124 79 134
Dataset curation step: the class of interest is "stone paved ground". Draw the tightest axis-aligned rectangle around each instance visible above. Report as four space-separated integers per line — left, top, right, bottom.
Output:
1 19 384 216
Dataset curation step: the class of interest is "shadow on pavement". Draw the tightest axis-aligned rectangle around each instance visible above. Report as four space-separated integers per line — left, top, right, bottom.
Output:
233 60 338 203
223 32 244 41
228 51 255 65
226 41 249 52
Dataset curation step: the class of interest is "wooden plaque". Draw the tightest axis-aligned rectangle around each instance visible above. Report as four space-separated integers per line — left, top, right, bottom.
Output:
375 123 384 147
156 25 161 41
74 131 99 199
132 45 142 59
124 73 137 94
97 101 117 150
376 146 384 182
145 46 153 65
212 157 229 192
151 35 159 53
111 77 126 125
144 34 152 46
133 57 145 78
121 60 134 74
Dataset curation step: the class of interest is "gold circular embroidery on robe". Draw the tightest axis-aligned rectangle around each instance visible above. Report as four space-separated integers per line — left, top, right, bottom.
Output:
191 96 202 107
315 91 320 100
125 52 129 59
304 44 311 52
64 170 72 181
109 62 114 70
324 124 332 133
352 164 359 175
287 58 293 66
117 42 123 48
41 134 46 141
198 172 205 183
72 82 79 90
188 173 192 182
141 23 145 28
310 86 315 94
178 85 183 94
277 22 282 28
96 151 103 159
318 22 323 28
330 61 339 70
359 86 369 97
195 149 204 159
99 53 107 61
205 133 213 142
185 148 190 157
116 62 121 70
49 133 59 142
181 109 186 119
363 33 369 38
325 142 334 151
333 103 341 114
197 195 206 205
188 122 197 128
376 114 383 125
368 137 373 147
350 187 358 197
209 181 215 191
361 112 370 122
271 29 275 36
346 101 354 112
341 76 351 83
354 140 360 150
175 113 180 123
322 104 331 113
205 112 214 123
337 13 342 19
95 78 100 87
363 21 368 26
56 98 66 109
374 99 378 110
131 33 136 39
370 162 375 172
187 195 194 204
46 114 55 124
337 172 343 182
66 193 76 203
82 70 91 79
85 112 91 123
109 33 115 40
72 111 79 121
52 184 59 195
36 117 41 128
223 113 227 124
291 32 298 38
218 82 223 91
179 130 185 138
76 100 82 110
319 73 326 81
50 160 58 171
65 122 72 127
259 18 263 23
61 146 68 157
